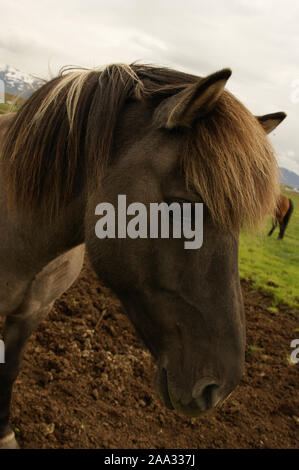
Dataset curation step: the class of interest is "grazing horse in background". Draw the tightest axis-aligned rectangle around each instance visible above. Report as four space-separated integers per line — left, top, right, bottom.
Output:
268 193 294 239
0 63 286 448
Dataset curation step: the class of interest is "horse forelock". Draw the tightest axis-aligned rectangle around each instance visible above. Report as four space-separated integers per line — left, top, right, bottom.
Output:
182 91 280 233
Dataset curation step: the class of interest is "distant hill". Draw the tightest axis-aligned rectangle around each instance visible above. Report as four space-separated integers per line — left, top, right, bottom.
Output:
0 64 44 100
279 167 299 188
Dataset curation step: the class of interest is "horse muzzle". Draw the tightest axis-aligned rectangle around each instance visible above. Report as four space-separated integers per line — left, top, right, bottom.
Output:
155 367 227 418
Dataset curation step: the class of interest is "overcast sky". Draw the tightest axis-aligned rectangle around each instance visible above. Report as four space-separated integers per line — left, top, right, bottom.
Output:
0 0 298 173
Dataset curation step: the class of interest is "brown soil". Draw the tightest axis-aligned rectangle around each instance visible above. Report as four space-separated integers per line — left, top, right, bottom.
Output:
5 259 299 449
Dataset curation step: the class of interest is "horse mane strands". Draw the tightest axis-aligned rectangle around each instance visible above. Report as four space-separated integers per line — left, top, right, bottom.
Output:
182 91 280 233
31 63 145 131
1 63 280 232
1 63 146 220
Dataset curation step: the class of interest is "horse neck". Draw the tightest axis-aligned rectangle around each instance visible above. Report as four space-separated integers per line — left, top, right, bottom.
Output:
4 192 86 274
43 195 86 257
0 114 87 273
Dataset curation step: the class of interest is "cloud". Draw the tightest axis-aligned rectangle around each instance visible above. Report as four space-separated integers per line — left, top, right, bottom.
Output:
0 0 298 174
277 150 299 175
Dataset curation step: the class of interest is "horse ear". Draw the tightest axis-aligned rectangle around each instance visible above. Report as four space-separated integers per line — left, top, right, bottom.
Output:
155 69 232 129
257 112 287 134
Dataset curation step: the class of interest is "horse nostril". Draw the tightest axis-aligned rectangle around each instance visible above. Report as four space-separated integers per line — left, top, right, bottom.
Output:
192 380 220 410
202 384 220 409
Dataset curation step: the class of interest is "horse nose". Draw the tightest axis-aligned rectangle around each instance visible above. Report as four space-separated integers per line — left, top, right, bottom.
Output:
192 379 220 411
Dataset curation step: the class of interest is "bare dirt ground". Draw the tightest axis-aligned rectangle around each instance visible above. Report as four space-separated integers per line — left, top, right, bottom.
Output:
4 259 299 449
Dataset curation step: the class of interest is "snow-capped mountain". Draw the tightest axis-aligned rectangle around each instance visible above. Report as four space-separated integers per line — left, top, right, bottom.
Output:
0 64 44 99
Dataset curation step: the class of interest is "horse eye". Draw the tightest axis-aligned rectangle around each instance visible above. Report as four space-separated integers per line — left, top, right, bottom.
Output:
164 198 208 223
164 198 192 205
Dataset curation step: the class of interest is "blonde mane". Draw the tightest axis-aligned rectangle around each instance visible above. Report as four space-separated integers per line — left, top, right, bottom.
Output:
182 91 279 231
1 63 279 231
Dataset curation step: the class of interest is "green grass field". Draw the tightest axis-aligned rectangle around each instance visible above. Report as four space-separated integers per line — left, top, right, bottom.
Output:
0 102 18 114
0 93 24 114
239 189 299 310
0 103 10 114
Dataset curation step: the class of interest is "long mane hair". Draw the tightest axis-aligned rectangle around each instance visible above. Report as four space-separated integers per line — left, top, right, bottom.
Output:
1 63 279 232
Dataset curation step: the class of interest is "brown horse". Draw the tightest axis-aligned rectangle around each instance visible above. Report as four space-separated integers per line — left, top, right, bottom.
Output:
0 64 286 448
268 193 294 239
